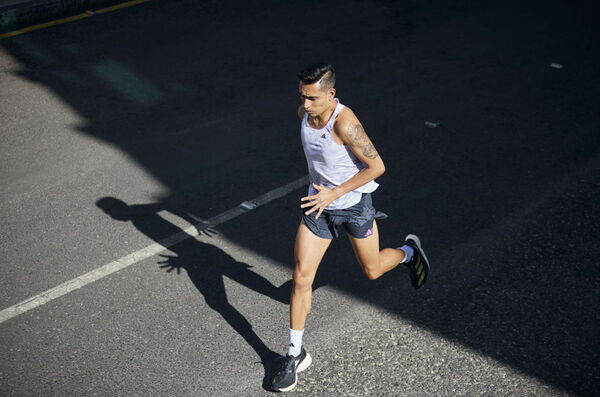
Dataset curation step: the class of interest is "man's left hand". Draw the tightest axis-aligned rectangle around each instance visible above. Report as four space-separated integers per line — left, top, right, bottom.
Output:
301 183 340 219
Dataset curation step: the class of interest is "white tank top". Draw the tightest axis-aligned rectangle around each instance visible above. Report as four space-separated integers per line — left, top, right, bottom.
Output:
301 98 379 210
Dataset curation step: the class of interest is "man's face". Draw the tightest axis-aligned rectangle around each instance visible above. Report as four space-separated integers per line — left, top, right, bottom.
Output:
299 81 335 117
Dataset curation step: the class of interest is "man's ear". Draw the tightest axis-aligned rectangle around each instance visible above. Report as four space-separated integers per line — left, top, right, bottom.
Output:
329 87 336 100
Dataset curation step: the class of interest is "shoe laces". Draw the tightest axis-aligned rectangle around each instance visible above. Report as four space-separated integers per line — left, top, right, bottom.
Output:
278 354 297 374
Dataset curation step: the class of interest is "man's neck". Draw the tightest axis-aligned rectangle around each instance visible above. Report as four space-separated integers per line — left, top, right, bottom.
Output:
312 101 337 127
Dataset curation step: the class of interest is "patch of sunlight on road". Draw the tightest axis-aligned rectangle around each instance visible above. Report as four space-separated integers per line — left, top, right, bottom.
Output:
0 47 169 203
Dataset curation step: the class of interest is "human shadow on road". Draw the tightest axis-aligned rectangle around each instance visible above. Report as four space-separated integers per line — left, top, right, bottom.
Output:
96 196 291 389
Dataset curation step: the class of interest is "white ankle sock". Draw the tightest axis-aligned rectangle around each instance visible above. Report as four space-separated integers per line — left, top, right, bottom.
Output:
287 328 304 357
397 245 414 263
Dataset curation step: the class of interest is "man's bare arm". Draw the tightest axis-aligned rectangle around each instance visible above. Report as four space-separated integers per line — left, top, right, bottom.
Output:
331 111 385 198
345 123 380 159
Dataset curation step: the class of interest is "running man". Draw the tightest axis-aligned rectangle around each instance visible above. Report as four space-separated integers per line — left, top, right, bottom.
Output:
271 63 430 392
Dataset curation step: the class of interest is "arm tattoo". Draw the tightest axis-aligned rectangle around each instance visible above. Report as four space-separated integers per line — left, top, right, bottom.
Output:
347 123 379 159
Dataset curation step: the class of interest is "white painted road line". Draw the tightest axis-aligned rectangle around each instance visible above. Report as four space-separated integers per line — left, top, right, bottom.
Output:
0 175 308 324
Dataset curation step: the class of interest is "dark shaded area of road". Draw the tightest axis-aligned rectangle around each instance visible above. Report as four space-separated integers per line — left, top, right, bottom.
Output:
1 0 599 395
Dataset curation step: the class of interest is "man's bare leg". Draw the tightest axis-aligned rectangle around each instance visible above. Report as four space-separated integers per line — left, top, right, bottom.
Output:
290 221 331 330
271 222 330 391
346 220 406 280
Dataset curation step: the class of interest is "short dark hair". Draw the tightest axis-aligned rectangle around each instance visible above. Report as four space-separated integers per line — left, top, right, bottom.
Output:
297 63 335 90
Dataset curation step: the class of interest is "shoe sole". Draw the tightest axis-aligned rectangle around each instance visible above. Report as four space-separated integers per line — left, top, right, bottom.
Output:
405 234 430 287
274 353 312 392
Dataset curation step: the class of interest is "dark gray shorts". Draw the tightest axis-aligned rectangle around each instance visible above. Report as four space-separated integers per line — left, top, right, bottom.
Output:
302 193 385 239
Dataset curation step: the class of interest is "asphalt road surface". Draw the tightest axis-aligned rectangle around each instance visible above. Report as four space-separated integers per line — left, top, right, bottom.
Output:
1 0 599 395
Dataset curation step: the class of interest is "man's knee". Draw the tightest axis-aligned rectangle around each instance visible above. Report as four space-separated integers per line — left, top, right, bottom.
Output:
293 264 315 292
362 263 381 280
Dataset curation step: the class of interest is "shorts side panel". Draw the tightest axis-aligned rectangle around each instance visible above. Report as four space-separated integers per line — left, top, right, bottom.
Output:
341 193 377 239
